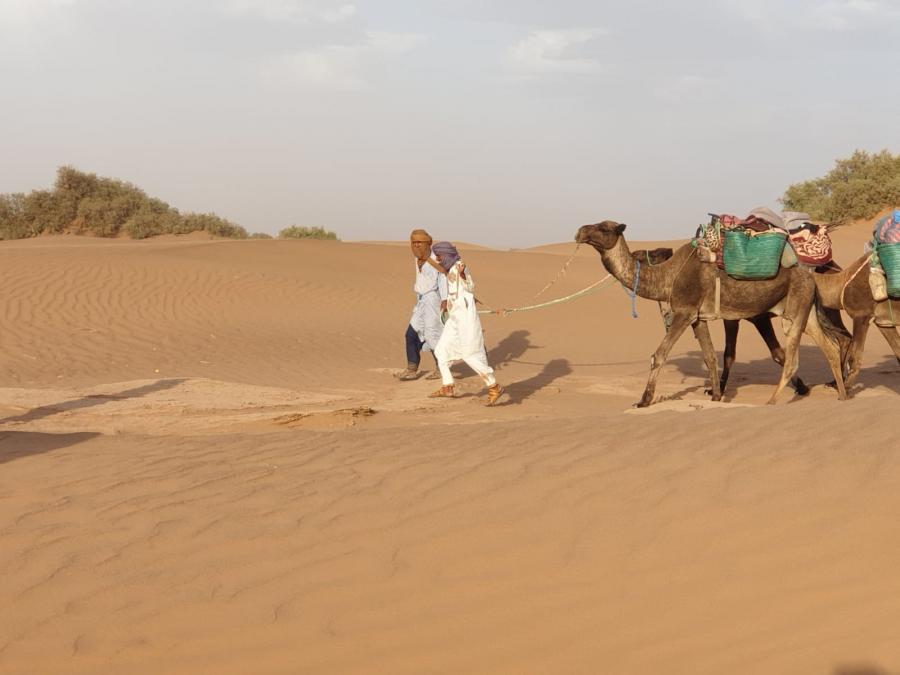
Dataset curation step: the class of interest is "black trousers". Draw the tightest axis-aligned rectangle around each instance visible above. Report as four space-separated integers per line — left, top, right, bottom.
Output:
405 324 437 367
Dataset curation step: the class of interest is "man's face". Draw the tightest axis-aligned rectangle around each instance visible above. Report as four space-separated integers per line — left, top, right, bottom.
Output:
410 236 432 261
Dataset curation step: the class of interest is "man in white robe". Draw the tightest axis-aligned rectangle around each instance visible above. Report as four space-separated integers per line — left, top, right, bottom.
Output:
396 229 448 381
429 241 505 406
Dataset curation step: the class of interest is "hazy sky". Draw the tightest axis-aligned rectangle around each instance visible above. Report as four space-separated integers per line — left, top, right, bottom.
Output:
2 0 899 246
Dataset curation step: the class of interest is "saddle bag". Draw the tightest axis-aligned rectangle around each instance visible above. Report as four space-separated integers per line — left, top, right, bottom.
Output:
722 229 787 280
874 242 900 298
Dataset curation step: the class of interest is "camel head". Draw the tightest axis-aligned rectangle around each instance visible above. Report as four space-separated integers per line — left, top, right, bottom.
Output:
575 221 626 251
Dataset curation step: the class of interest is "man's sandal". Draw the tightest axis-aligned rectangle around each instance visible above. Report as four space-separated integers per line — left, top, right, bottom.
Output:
485 385 505 406
429 385 455 398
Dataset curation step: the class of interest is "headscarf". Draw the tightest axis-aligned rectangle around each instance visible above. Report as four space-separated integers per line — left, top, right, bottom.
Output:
410 228 432 242
432 241 460 271
893 209 900 225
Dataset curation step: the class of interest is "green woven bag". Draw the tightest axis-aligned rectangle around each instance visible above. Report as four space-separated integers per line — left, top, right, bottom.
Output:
876 242 900 297
722 230 787 280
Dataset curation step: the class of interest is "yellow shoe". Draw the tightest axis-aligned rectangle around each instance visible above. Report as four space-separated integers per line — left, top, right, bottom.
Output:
485 384 505 406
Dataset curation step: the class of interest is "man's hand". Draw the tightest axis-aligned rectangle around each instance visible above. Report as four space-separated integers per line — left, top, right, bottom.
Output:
440 300 447 312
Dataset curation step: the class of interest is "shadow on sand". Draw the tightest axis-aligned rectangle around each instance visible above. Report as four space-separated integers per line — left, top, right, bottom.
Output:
486 330 537 370
0 378 185 425
502 358 573 405
665 345 899 399
834 666 896 675
0 431 101 465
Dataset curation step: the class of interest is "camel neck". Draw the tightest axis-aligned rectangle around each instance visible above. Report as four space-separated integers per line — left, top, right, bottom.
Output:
597 237 675 302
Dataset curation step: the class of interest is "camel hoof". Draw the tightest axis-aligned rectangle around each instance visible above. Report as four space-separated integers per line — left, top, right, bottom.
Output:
793 382 810 397
710 394 722 402
634 400 652 409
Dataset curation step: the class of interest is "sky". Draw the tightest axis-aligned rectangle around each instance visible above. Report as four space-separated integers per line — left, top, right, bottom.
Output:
1 0 899 247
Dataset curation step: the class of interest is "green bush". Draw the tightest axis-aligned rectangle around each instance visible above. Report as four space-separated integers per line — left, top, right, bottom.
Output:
278 225 339 240
782 150 900 223
0 166 249 240
249 232 273 239
0 193 31 239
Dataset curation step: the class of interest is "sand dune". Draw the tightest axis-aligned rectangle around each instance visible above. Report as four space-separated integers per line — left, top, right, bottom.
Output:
2 224 899 674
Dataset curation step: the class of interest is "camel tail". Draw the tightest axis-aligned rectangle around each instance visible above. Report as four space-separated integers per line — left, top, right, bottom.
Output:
815 290 852 362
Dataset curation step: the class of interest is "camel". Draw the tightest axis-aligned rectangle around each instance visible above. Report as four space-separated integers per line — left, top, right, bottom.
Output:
721 255 900 389
631 248 848 396
632 247 816 395
577 221 848 406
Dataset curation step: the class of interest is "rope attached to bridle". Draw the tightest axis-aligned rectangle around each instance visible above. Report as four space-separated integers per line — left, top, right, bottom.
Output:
531 243 582 299
477 274 615 316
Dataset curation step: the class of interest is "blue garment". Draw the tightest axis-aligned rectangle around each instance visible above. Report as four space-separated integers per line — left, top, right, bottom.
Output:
406 324 438 367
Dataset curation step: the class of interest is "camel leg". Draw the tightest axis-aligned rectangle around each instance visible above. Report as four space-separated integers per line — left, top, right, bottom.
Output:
844 317 871 387
717 319 739 394
876 324 900 365
767 302 816 405
747 314 810 396
637 313 693 408
693 319 721 401
801 308 849 401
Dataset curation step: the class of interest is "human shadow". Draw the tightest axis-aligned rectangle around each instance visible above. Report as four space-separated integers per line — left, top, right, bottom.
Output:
0 431 101 465
0 378 185 425
486 330 536 370
502 358 573 405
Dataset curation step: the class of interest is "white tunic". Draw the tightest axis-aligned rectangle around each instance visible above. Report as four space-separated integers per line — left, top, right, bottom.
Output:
435 261 491 364
409 255 448 351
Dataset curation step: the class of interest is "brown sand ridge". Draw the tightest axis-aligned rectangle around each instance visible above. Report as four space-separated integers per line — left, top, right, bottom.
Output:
1 227 899 674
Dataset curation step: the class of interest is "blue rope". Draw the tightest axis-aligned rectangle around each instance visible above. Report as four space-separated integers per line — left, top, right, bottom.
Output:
629 259 641 318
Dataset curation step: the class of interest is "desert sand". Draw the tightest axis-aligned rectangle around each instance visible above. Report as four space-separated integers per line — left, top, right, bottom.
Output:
1 221 899 675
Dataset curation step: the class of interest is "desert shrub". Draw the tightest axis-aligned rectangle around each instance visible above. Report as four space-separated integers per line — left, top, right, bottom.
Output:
249 232 273 239
782 150 900 223
0 166 249 240
0 193 31 239
278 225 339 240
180 213 248 239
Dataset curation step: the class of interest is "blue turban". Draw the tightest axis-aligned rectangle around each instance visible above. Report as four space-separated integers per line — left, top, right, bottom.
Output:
893 208 900 225
432 241 460 271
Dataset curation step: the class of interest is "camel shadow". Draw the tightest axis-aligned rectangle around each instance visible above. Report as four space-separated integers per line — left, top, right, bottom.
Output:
667 345 839 388
663 346 899 398
0 431 101 465
834 666 896 675
854 353 900 395
487 330 537 370
502 358 572 405
0 378 185 425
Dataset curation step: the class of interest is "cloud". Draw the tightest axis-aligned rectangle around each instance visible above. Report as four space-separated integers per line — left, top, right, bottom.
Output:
262 30 426 91
222 0 356 23
809 0 900 31
727 0 900 34
506 29 606 75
